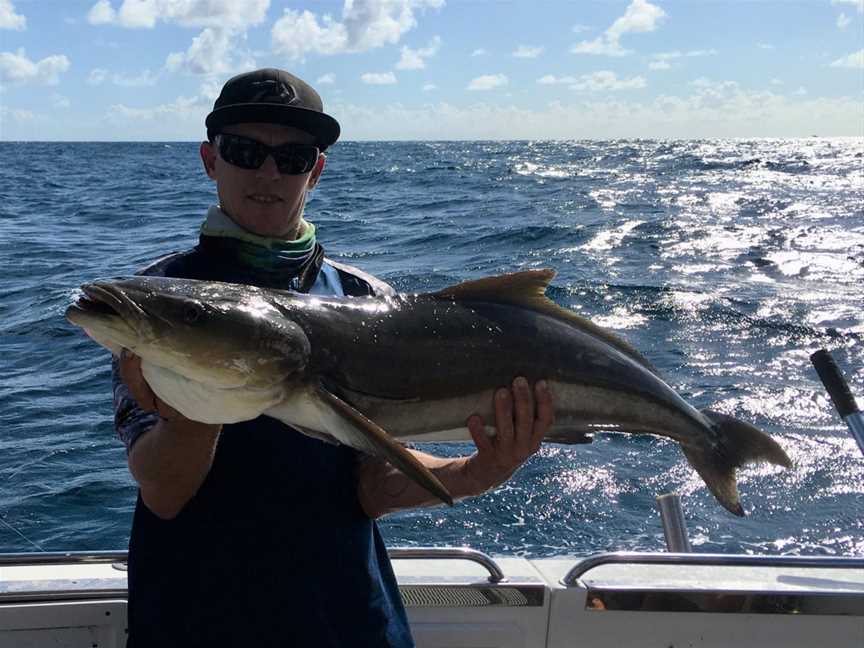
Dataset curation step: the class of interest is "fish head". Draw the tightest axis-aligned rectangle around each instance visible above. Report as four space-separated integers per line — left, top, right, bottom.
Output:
66 276 310 389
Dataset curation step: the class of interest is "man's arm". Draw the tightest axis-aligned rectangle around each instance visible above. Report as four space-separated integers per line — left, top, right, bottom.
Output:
357 378 554 519
118 351 222 520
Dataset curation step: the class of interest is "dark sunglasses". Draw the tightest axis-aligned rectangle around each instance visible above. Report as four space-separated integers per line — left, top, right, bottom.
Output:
216 133 320 175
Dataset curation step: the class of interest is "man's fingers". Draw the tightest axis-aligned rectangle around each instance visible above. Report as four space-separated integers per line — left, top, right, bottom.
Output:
118 349 156 412
493 387 514 453
512 377 534 446
532 380 554 452
118 349 139 381
467 414 494 454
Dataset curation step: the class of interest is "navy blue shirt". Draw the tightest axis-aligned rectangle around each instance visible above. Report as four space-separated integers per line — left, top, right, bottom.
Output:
116 244 414 648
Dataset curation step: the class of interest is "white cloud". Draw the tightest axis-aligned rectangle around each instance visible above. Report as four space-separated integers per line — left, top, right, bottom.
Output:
837 12 851 28
830 49 864 68
87 68 109 85
107 95 206 124
87 0 115 25
165 27 255 76
329 88 863 140
422 83 436 91
272 0 444 60
53 94 71 109
467 73 508 91
86 0 269 29
757 43 774 50
317 73 336 85
831 0 864 13
607 0 666 40
653 49 718 61
649 49 716 69
770 78 783 86
686 49 718 57
112 69 159 87
572 24 590 33
85 65 159 86
396 35 441 70
199 79 221 101
793 86 807 96
572 36 630 57
573 0 665 57
0 105 34 122
570 71 646 92
471 48 486 56
513 45 543 59
271 10 348 59
0 49 70 85
537 75 578 85
361 71 397 84
0 0 26 30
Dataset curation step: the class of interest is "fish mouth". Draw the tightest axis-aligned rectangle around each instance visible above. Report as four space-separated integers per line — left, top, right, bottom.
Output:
69 282 148 327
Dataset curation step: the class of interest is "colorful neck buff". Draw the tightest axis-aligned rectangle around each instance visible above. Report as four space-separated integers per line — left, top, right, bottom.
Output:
198 205 325 291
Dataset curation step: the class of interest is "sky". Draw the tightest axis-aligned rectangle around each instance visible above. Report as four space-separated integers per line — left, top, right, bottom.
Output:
0 0 862 141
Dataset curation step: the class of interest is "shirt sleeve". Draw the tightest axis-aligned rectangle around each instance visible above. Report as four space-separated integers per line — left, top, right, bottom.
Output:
112 355 158 452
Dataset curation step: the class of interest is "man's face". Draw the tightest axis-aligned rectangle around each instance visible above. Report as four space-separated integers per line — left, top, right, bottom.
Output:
200 122 325 239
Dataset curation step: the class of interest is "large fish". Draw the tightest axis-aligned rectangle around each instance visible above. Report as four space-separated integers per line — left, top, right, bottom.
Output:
66 270 792 515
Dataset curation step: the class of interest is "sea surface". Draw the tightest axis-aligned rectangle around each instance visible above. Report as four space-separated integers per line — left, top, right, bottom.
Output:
1 139 862 558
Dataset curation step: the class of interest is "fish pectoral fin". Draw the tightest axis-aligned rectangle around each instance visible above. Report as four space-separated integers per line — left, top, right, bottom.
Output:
315 387 455 507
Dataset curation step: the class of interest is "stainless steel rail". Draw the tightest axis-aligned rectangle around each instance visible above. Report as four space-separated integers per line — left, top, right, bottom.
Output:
388 547 506 583
0 548 506 583
562 551 864 587
656 494 691 553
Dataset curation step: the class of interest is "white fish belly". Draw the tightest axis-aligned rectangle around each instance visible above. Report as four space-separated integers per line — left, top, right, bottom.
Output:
141 361 285 425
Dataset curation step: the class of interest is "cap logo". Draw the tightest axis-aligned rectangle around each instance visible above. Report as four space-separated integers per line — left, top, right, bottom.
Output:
247 79 300 105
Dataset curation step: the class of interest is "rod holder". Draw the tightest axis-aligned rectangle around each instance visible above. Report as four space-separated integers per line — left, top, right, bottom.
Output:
656 493 692 553
810 349 864 457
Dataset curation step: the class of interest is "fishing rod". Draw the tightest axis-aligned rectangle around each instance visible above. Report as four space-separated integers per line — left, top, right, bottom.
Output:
810 349 864 457
0 513 45 552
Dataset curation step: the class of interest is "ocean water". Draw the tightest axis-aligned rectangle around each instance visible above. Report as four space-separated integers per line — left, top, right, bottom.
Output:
0 139 862 558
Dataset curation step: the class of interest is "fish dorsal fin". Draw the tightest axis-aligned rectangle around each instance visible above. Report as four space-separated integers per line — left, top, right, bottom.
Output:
432 269 659 376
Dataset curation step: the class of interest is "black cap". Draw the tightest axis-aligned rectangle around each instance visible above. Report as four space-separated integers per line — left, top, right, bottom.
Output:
205 68 340 149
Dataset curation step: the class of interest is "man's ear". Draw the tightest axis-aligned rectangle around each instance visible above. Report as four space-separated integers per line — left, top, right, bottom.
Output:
200 140 217 179
307 153 326 189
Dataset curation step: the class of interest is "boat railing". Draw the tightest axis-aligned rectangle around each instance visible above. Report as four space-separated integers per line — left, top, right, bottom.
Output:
0 551 127 566
562 551 864 587
388 547 506 583
3 549 863 591
0 547 507 584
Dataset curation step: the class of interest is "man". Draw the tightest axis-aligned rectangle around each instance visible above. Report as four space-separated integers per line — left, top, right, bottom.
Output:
115 68 554 647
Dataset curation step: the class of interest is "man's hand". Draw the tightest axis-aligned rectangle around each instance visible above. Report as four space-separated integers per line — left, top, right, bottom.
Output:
464 377 554 493
118 349 184 422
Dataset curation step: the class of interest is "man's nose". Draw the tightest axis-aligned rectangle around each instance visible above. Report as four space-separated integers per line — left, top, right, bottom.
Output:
255 154 282 179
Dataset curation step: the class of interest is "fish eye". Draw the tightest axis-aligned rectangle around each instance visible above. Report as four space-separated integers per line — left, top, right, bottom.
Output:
184 305 203 324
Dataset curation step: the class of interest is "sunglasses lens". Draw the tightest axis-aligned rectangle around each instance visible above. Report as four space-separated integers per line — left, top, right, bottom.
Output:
218 135 318 175
219 135 266 170
273 145 318 175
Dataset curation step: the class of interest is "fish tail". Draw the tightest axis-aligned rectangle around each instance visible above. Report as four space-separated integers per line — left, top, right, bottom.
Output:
681 409 792 517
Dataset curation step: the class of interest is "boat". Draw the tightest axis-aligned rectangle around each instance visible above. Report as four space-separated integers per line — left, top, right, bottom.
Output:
0 547 862 646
